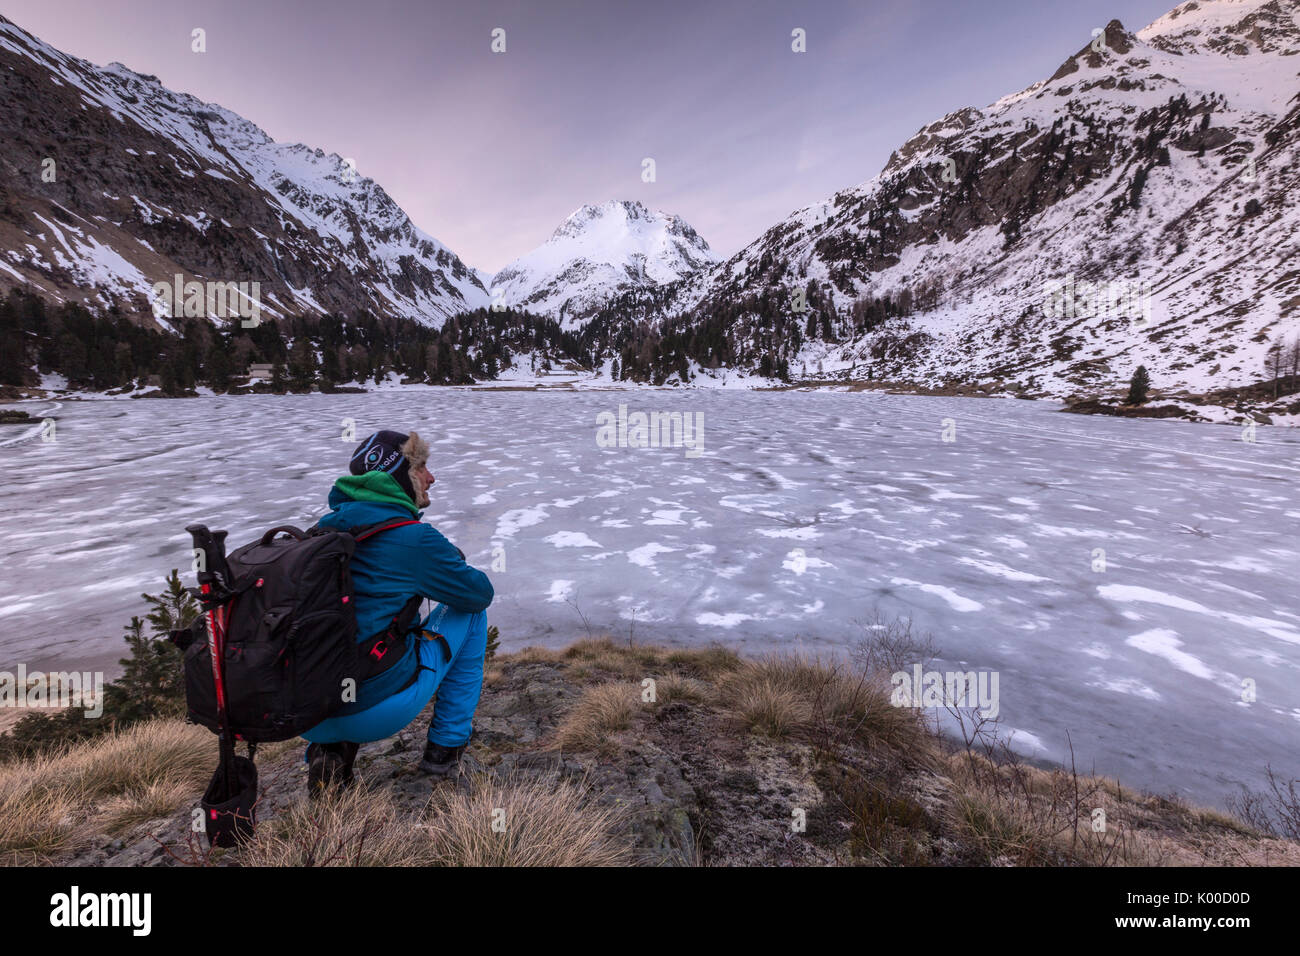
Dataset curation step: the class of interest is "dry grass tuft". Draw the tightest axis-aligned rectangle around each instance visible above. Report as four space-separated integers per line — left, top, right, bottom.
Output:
664 644 744 679
0 719 211 862
724 675 811 738
420 772 633 866
240 784 429 866
940 748 1168 865
100 780 196 835
556 682 641 754
835 771 938 865
506 645 565 665
654 674 712 706
244 771 631 867
549 637 742 681
718 656 929 756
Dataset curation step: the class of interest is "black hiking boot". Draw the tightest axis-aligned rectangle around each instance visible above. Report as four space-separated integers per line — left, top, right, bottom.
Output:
419 741 466 778
307 741 360 798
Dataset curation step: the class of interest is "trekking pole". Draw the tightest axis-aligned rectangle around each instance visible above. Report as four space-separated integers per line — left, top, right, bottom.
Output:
182 525 259 846
186 525 234 791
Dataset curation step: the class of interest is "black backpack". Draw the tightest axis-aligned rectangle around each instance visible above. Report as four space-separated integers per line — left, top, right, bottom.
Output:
173 519 422 743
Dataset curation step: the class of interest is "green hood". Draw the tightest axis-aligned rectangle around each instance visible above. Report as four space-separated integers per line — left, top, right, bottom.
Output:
332 471 420 516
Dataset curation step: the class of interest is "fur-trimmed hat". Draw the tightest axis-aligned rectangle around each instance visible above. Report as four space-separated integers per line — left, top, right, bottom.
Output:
348 429 430 504
400 430 429 474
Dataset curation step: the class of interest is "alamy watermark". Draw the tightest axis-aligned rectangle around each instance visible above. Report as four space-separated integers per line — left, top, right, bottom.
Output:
596 403 704 458
1042 274 1151 326
0 665 104 718
151 273 261 327
891 663 999 719
49 886 150 936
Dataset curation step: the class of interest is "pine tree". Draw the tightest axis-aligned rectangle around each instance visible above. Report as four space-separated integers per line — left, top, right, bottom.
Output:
142 568 200 637
205 336 233 391
110 571 195 724
1265 336 1286 398
57 333 88 385
112 616 170 722
288 336 318 391
159 359 180 395
1126 365 1151 405
1129 166 1149 208
319 342 341 385
0 295 25 386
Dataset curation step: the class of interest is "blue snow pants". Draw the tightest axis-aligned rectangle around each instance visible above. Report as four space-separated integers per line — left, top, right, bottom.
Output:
302 605 488 748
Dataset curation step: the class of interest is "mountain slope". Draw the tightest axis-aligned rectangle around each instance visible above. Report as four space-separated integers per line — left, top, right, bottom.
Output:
491 200 718 327
670 0 1300 397
0 14 489 326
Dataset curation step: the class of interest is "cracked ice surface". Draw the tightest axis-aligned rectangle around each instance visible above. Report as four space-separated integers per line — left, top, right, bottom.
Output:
1 390 1297 808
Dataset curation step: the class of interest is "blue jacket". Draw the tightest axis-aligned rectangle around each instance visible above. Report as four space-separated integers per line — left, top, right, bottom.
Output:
315 471 493 708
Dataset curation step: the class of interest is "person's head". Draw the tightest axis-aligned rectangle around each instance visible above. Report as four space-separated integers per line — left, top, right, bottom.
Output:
349 429 434 508
403 432 434 508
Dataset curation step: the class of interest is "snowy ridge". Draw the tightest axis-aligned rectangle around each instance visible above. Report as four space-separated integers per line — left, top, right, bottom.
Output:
668 0 1300 398
0 14 489 325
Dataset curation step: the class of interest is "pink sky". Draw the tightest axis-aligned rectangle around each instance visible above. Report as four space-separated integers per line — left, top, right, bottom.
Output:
4 0 1178 273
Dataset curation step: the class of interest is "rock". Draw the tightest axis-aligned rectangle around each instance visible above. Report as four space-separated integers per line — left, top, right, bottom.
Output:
48 651 919 867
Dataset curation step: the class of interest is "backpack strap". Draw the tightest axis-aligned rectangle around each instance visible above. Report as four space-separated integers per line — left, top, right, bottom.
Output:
349 519 421 542
260 525 308 546
356 594 425 682
306 518 421 541
316 517 425 683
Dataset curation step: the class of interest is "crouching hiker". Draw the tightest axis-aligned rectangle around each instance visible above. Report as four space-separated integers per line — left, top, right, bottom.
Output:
302 429 494 796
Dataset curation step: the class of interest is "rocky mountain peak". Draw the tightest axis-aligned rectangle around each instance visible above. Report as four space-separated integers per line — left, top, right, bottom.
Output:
491 200 717 325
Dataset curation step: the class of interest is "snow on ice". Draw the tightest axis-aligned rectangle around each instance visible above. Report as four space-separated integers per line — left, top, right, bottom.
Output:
1 388 1297 809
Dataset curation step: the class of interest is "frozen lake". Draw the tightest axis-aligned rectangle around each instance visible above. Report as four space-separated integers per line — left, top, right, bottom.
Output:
2 389 1298 809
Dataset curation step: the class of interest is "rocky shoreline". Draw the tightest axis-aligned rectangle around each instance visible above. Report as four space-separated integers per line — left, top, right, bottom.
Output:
35 639 1300 868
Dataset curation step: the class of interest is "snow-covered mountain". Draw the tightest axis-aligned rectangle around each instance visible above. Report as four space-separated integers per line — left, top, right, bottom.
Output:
0 14 489 326
490 200 718 327
670 0 1300 396
3 0 1298 400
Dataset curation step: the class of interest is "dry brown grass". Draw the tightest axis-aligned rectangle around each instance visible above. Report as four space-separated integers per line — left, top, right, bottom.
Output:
4 635 1292 869
241 773 631 867
544 640 741 756
420 772 633 866
503 637 740 678
723 674 810 738
99 780 197 834
505 644 565 665
933 745 1297 866
655 674 712 706
663 644 744 679
0 719 211 863
940 746 1145 865
717 655 930 756
240 784 430 866
556 637 741 682
556 681 641 754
